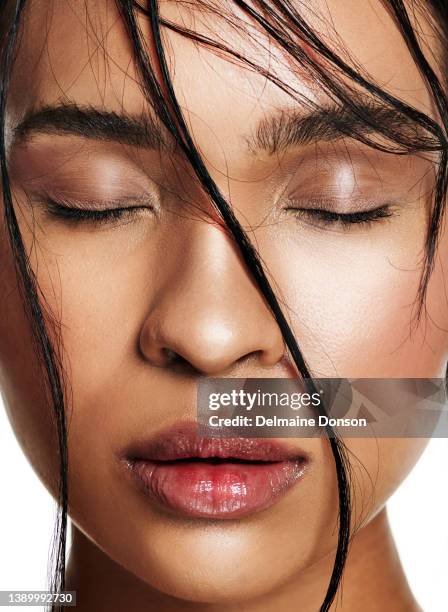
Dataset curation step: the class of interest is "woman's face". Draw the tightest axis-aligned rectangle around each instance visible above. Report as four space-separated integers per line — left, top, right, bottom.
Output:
1 0 447 604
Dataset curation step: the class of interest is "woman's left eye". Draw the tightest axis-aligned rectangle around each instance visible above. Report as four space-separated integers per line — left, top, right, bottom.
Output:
285 204 394 229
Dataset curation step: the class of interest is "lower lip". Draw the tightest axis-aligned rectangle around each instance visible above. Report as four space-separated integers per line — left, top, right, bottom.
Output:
130 458 306 519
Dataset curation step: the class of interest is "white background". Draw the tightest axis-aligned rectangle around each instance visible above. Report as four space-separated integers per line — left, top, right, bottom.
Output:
1 397 447 611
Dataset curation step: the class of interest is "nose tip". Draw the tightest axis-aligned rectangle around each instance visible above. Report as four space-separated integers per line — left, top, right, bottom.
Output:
138 220 286 377
139 313 285 376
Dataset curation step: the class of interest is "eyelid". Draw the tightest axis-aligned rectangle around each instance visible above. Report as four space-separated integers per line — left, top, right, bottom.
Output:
295 207 392 221
284 199 395 231
45 200 150 216
31 195 159 229
41 195 157 212
285 192 392 213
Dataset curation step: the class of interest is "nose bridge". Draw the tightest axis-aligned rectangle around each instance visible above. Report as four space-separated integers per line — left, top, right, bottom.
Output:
139 219 285 374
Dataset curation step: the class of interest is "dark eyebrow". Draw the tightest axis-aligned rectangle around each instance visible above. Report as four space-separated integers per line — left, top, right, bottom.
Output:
13 103 171 150
248 103 423 154
14 101 425 158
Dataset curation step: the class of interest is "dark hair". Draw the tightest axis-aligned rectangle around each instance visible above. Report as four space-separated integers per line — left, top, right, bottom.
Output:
0 1 447 611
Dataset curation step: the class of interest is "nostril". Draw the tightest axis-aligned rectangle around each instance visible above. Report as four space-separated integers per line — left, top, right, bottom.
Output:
235 350 261 365
161 348 201 374
163 348 180 365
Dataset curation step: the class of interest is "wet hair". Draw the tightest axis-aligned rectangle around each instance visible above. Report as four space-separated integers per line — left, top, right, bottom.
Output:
0 1 447 611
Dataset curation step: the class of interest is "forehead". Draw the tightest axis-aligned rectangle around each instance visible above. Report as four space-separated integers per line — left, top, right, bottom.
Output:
8 0 436 164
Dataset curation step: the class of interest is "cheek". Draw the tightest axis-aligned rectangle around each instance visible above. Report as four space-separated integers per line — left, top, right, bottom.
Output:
264 217 448 377
20 217 157 392
0 223 59 491
37 251 149 407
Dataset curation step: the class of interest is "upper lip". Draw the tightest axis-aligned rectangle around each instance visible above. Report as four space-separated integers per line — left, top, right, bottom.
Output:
125 421 307 463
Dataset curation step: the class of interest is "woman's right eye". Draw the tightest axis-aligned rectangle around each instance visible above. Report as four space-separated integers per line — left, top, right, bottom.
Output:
43 199 152 226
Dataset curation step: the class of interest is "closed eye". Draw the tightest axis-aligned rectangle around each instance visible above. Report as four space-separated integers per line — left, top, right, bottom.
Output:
43 199 153 226
286 204 394 229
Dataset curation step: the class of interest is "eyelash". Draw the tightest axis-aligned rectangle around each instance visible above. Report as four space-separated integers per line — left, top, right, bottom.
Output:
43 199 393 231
45 200 149 225
287 204 393 228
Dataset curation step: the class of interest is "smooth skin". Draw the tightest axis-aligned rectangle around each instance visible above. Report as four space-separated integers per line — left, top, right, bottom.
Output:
1 1 447 610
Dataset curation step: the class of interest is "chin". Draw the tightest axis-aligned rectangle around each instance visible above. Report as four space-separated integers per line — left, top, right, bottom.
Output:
110 522 308 605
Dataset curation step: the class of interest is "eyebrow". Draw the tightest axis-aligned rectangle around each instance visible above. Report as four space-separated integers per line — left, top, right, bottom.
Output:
13 101 421 156
247 103 422 154
13 103 170 150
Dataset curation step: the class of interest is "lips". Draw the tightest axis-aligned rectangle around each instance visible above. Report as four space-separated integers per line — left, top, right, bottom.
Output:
124 423 308 519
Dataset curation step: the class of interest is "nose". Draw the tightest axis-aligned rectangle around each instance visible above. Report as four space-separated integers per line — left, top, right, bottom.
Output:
139 221 285 376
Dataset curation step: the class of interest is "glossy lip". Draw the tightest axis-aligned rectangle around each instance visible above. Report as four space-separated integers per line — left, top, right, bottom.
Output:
123 422 309 519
